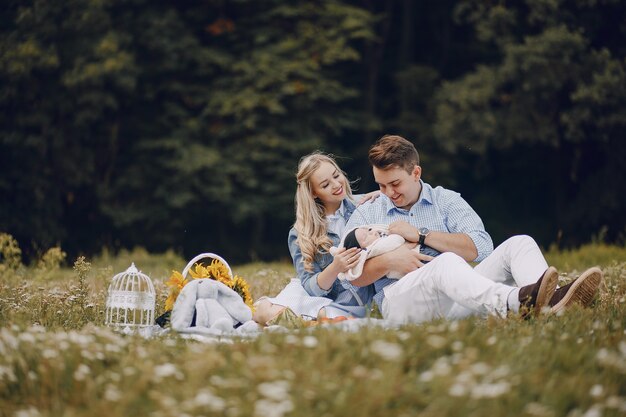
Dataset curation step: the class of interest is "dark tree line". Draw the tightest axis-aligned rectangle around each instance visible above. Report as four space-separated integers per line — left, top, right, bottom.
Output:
1 0 625 263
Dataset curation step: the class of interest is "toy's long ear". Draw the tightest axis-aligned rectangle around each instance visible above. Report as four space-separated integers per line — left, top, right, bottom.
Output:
216 282 252 324
171 280 200 331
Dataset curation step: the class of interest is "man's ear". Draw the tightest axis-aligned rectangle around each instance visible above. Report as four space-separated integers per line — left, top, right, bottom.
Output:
412 165 421 181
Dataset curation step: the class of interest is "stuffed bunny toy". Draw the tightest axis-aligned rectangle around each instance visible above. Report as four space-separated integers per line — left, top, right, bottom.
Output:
171 278 252 334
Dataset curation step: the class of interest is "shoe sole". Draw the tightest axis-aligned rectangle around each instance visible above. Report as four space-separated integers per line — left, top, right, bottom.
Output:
534 266 559 316
551 267 603 314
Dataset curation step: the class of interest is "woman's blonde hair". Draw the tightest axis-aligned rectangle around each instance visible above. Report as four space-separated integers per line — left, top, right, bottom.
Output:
294 152 353 272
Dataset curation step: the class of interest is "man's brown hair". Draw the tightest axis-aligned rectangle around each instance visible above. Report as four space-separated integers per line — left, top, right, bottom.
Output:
368 135 420 174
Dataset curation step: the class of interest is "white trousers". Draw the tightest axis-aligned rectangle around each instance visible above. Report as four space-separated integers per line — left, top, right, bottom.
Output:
381 235 549 325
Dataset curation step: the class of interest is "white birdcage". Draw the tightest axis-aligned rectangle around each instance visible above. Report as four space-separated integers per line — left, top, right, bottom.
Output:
105 263 156 331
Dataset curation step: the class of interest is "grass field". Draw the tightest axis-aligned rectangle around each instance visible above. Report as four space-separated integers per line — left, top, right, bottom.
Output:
0 238 625 417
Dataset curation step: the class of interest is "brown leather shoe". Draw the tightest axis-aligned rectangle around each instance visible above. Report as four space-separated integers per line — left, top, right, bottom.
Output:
549 267 603 314
518 267 559 318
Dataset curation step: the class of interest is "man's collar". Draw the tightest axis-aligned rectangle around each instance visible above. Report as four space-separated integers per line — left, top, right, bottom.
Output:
419 181 434 205
383 180 433 214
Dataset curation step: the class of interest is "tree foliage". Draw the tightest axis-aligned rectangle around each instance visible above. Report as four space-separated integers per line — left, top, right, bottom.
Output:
433 0 626 245
0 0 624 262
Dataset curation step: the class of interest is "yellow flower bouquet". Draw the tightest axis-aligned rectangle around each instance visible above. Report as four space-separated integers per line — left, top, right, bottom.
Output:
165 254 253 312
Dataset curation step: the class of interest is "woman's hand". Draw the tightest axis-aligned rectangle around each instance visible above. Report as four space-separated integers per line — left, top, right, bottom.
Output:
317 247 363 291
331 247 363 272
357 190 381 205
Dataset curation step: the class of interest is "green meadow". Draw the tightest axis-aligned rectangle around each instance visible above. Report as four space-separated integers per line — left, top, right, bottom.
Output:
1 236 625 417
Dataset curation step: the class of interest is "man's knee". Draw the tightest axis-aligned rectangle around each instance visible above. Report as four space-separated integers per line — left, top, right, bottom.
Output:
433 251 466 265
503 234 537 248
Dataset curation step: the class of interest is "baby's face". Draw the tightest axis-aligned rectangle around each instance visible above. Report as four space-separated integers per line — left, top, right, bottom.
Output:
354 227 388 247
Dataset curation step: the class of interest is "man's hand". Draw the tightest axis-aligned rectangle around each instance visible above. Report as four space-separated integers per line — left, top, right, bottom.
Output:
384 244 434 275
389 220 419 243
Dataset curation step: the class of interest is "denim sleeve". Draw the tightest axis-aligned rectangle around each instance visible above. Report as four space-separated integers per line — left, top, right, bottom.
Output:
443 191 494 262
287 228 333 297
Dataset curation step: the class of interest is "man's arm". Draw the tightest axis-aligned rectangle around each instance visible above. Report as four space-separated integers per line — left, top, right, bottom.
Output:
388 190 493 262
425 232 477 261
389 222 477 262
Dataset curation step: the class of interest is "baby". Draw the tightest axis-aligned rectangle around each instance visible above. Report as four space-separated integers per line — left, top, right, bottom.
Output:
330 225 420 281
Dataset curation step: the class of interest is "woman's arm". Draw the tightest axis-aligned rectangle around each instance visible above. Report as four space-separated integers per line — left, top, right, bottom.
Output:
287 229 360 295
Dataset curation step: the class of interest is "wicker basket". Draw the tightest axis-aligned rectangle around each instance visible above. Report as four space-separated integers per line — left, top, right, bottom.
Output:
181 252 233 281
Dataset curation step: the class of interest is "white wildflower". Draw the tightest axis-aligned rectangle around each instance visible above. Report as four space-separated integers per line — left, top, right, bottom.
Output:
104 384 122 402
427 335 447 349
471 381 511 399
73 364 91 381
524 402 554 417
369 369 384 380
18 333 36 344
470 362 490 375
589 384 604 398
370 340 403 361
352 365 369 378
419 370 434 382
108 372 121 382
193 389 226 412
254 398 294 417
451 341 464 351
68 332 94 347
153 363 180 382
42 349 58 359
105 344 121 353
486 336 497 345
491 365 511 379
258 380 290 401
0 365 17 382
397 331 410 341
582 405 603 417
604 396 626 410
14 406 41 417
301 336 318 348
449 383 467 397
432 358 452 376
456 371 475 384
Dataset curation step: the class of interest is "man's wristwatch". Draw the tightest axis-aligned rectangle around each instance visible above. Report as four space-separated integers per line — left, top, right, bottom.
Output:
418 227 430 246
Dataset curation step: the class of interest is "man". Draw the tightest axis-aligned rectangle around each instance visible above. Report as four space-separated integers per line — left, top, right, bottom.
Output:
345 135 602 324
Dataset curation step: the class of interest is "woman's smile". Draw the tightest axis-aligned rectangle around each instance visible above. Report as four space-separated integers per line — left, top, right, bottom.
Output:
332 186 344 196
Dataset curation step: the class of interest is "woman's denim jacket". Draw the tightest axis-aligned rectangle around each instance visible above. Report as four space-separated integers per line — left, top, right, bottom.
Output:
287 199 374 307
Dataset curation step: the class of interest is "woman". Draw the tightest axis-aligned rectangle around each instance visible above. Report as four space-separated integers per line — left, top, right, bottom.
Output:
253 152 377 325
